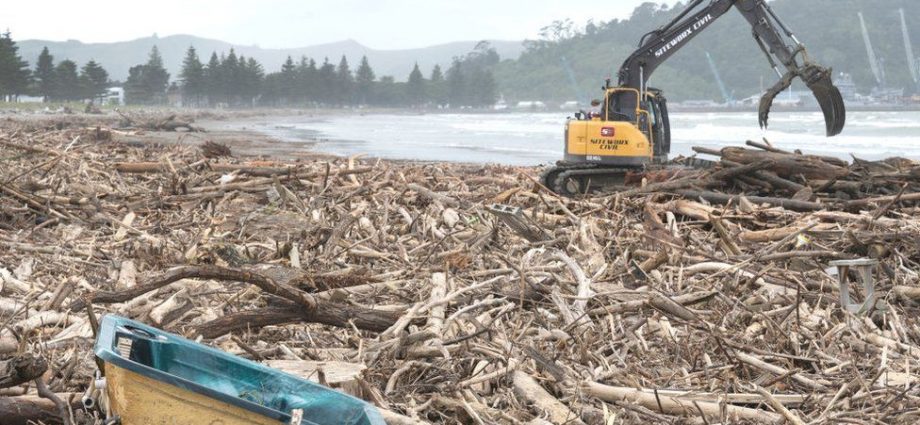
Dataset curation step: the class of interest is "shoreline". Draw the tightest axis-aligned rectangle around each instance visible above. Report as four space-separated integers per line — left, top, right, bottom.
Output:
5 106 919 166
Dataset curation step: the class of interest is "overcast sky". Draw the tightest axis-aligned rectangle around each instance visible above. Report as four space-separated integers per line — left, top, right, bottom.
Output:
5 0 679 49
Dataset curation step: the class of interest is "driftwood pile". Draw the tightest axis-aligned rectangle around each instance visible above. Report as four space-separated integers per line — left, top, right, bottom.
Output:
2 122 920 425
655 139 920 213
115 109 204 132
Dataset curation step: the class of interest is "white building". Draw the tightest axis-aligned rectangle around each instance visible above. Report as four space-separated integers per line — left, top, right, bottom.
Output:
105 87 125 105
514 101 547 111
13 95 44 103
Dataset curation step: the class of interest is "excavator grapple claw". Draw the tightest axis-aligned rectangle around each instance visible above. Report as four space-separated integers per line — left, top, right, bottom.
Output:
759 64 846 137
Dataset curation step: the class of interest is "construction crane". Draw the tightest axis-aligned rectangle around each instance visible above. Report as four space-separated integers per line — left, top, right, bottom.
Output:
705 51 734 105
541 0 845 196
859 12 887 89
900 8 920 89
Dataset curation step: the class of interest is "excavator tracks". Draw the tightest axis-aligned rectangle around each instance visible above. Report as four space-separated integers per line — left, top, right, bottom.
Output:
540 163 639 197
539 163 593 193
540 158 716 197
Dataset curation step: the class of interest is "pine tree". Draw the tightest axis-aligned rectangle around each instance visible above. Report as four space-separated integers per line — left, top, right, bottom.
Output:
34 47 55 101
429 64 447 107
279 56 296 104
79 60 109 101
124 64 149 104
0 31 32 101
179 46 205 107
406 63 426 107
260 72 283 106
317 58 336 105
469 68 497 107
241 57 264 106
204 52 221 106
375 76 404 106
238 54 248 104
222 49 240 105
335 56 354 106
124 46 170 104
446 59 465 108
140 46 170 104
281 56 296 74
52 60 80 101
354 56 375 105
296 57 318 104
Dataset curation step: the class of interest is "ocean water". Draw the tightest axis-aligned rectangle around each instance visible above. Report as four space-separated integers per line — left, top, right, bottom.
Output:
259 110 920 166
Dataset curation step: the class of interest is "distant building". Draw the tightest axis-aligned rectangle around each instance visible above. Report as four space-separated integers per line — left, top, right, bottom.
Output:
679 100 721 108
105 87 125 105
14 95 44 103
167 82 182 107
834 72 858 101
514 101 547 111
559 101 580 110
772 92 805 107
739 91 805 107
870 87 905 103
493 96 509 111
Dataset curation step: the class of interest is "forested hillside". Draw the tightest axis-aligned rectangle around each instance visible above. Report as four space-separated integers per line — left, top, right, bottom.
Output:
495 0 920 102
17 35 524 82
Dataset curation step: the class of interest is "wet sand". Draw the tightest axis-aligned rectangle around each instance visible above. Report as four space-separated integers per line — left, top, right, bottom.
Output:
159 115 337 161
1 109 342 161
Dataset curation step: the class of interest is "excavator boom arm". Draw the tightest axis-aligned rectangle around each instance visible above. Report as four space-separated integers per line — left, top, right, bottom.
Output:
615 0 845 136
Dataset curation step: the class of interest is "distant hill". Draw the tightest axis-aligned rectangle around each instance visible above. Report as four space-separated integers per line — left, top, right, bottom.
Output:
17 35 525 82
496 0 920 102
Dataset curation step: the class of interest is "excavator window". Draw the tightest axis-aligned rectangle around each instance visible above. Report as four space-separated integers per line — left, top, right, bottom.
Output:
647 100 659 129
604 91 634 122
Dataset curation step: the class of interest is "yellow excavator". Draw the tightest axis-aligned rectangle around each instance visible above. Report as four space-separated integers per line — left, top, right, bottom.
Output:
541 0 846 195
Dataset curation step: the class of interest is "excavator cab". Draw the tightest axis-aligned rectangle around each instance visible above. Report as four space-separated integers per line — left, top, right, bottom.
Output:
563 88 669 166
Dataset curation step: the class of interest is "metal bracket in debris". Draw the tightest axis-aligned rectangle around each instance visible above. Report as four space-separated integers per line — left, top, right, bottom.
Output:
487 204 550 243
829 258 883 315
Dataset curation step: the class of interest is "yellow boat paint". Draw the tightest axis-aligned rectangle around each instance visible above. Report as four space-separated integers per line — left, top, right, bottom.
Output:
105 364 283 425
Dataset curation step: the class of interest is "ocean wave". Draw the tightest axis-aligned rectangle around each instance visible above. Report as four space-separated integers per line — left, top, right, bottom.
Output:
266 111 920 164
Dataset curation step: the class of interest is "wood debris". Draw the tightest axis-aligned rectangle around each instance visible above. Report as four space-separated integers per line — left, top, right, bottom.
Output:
2 120 920 424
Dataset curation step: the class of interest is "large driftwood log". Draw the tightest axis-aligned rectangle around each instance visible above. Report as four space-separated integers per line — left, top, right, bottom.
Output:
512 371 585 425
676 189 824 211
745 140 849 167
72 265 317 312
707 160 776 183
0 353 48 389
719 147 849 180
194 302 404 338
116 110 203 132
581 381 784 424
0 393 81 425
722 159 805 192
739 223 834 243
843 192 920 209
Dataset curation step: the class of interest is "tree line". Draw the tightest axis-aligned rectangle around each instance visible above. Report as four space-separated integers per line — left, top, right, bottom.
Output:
0 31 110 102
2 29 500 108
167 41 499 108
